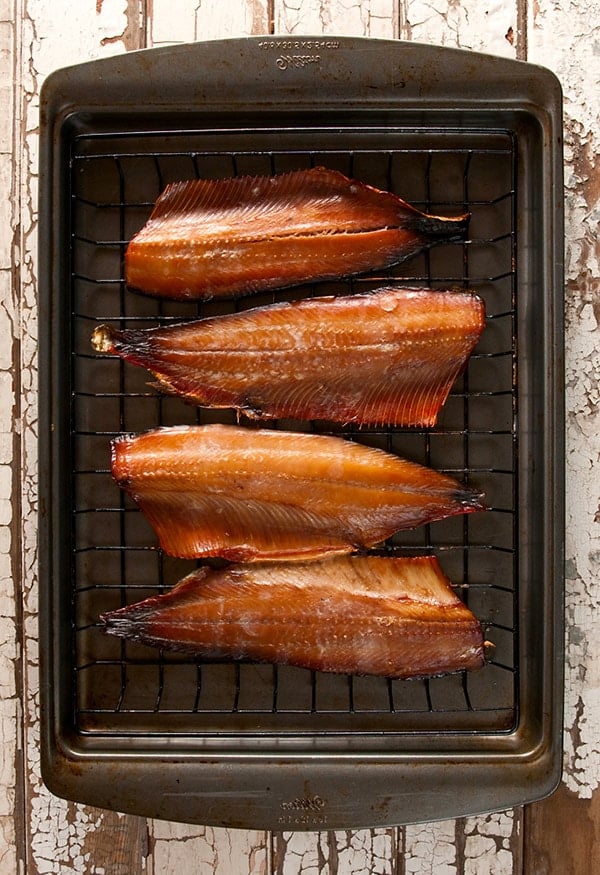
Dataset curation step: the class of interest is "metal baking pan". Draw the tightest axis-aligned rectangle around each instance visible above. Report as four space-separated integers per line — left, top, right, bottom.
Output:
38 36 564 829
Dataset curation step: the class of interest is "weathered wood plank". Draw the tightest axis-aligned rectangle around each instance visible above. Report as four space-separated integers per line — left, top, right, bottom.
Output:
529 3 600 791
149 0 270 44
17 2 151 873
272 829 396 875
524 785 600 875
151 821 268 873
78 812 148 875
461 811 522 875
397 0 518 57
403 819 458 874
0 0 20 869
523 0 600 865
273 0 397 38
403 810 522 874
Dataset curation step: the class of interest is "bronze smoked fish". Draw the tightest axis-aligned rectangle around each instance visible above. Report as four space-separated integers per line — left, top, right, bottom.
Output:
111 424 484 561
124 167 470 300
92 287 485 428
100 555 486 679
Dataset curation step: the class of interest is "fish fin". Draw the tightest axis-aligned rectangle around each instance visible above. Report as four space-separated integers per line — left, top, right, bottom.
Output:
141 167 468 238
135 492 360 560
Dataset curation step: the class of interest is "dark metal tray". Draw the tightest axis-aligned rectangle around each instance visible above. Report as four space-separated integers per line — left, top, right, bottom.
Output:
38 36 564 830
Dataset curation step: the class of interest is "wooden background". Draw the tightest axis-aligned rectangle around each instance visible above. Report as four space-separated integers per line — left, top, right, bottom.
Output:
2 0 598 872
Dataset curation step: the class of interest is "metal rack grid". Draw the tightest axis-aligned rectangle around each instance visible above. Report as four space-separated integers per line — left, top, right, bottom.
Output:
68 126 518 736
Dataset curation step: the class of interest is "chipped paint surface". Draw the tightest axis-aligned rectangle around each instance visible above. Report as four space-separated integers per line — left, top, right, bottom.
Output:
1 1 20 874
404 819 459 873
462 811 521 874
148 0 270 45
272 829 395 874
2 0 598 871
150 822 267 873
274 0 398 38
529 0 600 801
17 2 137 872
398 0 519 55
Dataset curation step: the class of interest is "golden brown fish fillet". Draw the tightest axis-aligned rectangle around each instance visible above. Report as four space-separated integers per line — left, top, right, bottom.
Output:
100 555 486 678
124 167 470 300
92 287 485 428
111 424 484 561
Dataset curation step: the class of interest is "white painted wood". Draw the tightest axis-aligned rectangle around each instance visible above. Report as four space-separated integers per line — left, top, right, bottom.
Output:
528 0 600 803
273 0 398 38
149 0 269 45
0 2 21 873
195 0 270 41
398 0 518 56
148 0 199 44
404 820 458 873
462 811 520 874
150 821 268 874
273 829 395 874
17 2 135 872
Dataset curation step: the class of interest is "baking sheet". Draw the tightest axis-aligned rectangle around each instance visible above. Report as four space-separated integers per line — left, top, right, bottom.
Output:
38 36 564 829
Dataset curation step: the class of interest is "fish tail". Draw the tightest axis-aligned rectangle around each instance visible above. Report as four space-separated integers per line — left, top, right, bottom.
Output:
101 612 138 638
454 487 486 510
91 323 149 357
101 601 155 632
411 211 470 240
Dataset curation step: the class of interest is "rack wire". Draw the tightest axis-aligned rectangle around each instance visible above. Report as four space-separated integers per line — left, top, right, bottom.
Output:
69 126 518 736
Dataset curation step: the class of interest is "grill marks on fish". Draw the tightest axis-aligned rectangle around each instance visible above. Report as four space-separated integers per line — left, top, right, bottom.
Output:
92 287 485 428
124 167 470 300
111 424 484 561
100 555 486 679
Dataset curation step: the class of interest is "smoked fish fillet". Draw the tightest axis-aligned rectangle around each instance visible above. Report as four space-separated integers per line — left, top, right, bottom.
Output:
92 287 485 428
100 555 486 678
124 167 470 300
111 424 484 561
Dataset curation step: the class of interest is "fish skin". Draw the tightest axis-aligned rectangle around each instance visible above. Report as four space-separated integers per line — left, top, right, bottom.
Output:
92 286 485 428
124 167 470 300
100 555 486 679
111 424 484 561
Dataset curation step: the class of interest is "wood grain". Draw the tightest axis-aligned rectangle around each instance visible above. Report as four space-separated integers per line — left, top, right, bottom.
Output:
4 0 598 872
524 786 600 875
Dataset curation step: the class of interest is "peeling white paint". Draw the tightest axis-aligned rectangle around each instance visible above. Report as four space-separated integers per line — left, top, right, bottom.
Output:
276 830 321 875
193 0 270 42
529 0 600 801
398 0 518 56
17 1 132 872
0 2 18 874
148 0 199 44
274 0 397 38
150 822 267 874
463 811 517 875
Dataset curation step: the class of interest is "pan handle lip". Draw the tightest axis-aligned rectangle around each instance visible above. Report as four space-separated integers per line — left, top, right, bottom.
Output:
39 35 563 125
40 729 562 829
